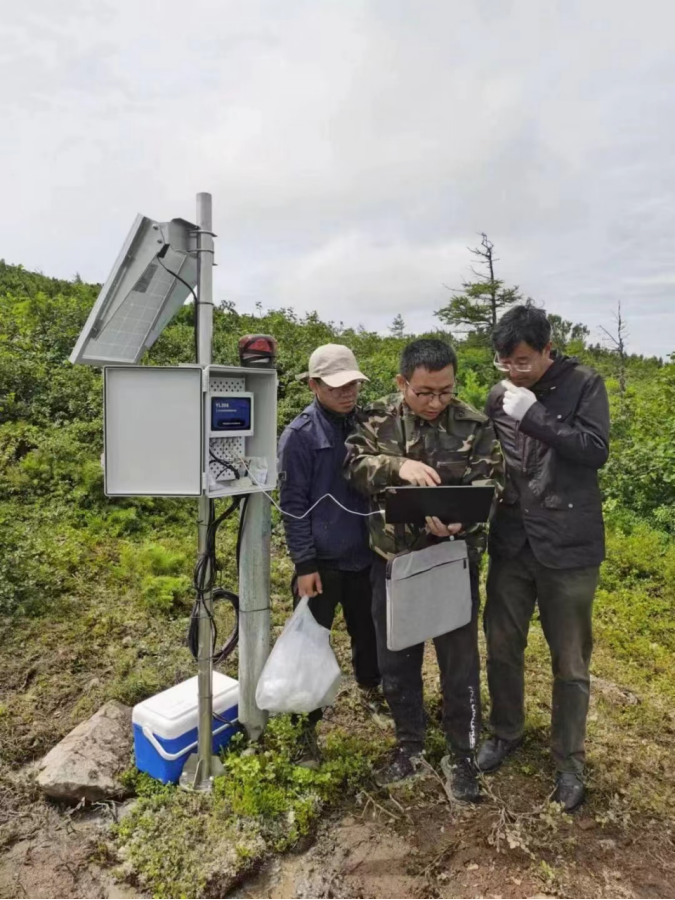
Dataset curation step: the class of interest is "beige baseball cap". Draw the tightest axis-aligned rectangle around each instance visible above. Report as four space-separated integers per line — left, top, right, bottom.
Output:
298 343 369 388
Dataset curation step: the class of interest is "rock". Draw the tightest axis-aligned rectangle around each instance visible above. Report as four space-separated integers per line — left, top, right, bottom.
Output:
591 677 640 706
37 701 132 803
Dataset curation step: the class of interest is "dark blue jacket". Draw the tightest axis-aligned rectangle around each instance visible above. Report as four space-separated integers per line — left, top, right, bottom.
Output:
277 400 371 574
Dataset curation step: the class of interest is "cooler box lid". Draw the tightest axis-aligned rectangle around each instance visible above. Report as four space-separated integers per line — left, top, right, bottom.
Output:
132 672 239 740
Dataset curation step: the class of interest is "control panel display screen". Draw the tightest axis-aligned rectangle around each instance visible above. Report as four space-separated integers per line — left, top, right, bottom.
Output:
211 396 252 432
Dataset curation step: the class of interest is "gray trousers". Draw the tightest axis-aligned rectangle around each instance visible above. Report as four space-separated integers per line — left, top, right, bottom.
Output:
484 545 599 774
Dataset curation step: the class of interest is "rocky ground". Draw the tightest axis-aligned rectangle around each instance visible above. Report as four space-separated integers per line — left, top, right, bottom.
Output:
2 647 674 900
2 538 675 899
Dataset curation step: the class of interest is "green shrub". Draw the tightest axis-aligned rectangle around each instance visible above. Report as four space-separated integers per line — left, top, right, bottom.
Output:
115 542 192 614
139 574 192 613
117 542 189 579
596 525 675 673
0 505 90 615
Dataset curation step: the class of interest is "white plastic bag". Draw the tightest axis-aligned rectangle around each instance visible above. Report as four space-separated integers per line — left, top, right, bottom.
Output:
255 597 342 713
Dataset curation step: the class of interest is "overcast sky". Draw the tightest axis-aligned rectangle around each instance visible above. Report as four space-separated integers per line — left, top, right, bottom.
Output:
1 0 674 358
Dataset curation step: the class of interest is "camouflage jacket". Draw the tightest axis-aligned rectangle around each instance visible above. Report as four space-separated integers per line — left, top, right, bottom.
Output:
344 393 503 561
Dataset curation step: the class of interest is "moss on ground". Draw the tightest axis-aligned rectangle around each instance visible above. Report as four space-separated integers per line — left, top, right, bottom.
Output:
113 718 380 898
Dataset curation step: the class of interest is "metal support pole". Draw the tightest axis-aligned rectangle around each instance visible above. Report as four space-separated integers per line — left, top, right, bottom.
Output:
238 491 271 741
196 193 213 367
181 192 221 791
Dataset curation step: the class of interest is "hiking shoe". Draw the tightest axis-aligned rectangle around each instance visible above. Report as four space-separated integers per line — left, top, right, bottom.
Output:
554 773 585 813
296 723 321 771
358 685 393 729
441 755 481 804
476 736 522 773
374 745 422 787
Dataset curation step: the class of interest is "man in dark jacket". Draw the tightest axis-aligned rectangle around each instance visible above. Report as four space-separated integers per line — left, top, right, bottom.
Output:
477 304 610 813
277 344 385 767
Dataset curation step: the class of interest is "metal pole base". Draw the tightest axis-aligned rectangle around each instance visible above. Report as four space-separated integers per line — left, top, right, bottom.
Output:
179 752 224 792
243 723 266 743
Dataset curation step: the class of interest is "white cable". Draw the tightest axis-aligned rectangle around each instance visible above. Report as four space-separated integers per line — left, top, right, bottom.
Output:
237 457 382 519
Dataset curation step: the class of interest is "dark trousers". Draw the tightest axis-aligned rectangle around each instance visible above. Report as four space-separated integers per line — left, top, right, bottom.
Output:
370 554 481 758
484 545 598 774
292 565 380 722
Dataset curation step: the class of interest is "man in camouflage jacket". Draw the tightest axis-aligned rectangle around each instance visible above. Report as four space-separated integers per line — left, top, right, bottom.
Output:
345 338 502 801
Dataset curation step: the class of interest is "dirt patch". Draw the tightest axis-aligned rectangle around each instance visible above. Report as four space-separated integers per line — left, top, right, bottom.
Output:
236 782 675 900
3 604 675 898
3 719 675 899
236 816 419 899
591 676 640 707
0 773 144 900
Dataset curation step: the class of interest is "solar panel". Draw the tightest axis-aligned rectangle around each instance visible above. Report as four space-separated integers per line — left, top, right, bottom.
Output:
70 216 198 367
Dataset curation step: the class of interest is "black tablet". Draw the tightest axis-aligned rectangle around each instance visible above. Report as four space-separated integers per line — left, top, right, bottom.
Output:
384 485 495 526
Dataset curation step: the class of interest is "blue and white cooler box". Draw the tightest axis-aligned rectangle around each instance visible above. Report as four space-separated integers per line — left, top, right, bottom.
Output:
132 672 239 784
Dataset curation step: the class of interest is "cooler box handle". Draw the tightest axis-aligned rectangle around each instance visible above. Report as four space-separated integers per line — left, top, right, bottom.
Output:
141 719 238 762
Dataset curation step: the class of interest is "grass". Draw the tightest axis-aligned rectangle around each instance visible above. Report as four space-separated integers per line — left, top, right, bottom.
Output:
1 515 674 898
0 508 296 769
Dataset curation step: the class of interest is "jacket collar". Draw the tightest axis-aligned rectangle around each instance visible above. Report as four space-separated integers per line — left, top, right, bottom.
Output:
401 394 478 434
532 353 579 398
310 399 356 449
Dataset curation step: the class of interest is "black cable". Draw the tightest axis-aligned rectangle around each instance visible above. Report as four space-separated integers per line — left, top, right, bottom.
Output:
211 587 239 664
188 498 244 665
237 494 249 571
157 251 198 307
155 248 199 361
193 499 239 596
213 709 239 729
209 449 239 481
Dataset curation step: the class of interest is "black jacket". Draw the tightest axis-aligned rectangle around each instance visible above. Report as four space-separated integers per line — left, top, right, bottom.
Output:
485 355 610 569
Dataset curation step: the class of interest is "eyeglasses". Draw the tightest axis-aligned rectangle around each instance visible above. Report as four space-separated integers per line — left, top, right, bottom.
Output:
493 353 534 374
404 380 458 402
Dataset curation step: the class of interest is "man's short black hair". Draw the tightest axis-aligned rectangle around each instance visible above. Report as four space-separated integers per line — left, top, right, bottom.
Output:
492 304 551 356
400 338 458 381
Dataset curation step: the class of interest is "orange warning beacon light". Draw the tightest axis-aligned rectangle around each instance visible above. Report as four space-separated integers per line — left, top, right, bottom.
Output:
238 334 277 368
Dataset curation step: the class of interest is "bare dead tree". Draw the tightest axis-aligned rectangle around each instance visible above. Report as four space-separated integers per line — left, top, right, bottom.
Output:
600 303 628 399
470 233 498 328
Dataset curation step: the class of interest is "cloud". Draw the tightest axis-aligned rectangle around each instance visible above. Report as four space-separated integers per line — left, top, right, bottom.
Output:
271 233 472 332
0 0 674 358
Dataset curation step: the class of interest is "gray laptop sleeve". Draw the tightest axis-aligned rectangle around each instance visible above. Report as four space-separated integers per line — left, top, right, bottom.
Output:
385 540 472 651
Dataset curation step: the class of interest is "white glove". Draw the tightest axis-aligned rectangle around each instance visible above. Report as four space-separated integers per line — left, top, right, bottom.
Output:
502 384 537 421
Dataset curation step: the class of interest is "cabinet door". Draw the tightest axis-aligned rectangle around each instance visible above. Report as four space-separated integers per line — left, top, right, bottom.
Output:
105 366 203 496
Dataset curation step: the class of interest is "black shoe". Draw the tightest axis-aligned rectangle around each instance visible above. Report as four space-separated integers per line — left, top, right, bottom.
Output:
358 685 394 729
296 723 321 771
554 773 585 813
441 755 481 803
476 736 522 773
375 745 422 787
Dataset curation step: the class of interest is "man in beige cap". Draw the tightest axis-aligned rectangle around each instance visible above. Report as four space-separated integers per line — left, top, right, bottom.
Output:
278 344 388 767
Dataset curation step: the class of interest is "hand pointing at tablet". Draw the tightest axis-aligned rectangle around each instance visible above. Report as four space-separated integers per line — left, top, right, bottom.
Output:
399 461 462 534
399 459 441 486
